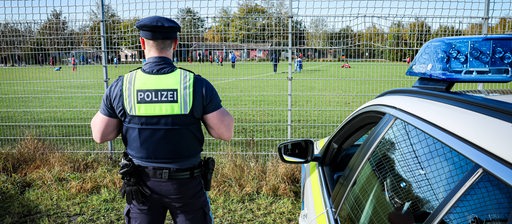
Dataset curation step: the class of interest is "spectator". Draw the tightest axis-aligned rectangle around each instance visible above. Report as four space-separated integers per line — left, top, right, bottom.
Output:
231 52 237 69
295 57 303 73
271 53 279 73
71 55 77 71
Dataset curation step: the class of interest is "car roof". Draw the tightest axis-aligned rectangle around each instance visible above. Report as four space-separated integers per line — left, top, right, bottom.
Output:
457 90 512 104
359 87 512 164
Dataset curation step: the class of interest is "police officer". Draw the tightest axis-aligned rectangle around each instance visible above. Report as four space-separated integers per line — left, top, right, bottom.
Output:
90 16 234 224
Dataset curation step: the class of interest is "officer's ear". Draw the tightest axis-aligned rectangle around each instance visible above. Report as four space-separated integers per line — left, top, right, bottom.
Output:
140 37 146 50
172 39 178 51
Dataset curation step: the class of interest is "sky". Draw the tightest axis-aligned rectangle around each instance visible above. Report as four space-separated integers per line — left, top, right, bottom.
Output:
0 0 510 31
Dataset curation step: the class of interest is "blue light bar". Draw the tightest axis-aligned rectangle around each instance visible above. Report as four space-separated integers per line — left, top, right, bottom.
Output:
406 35 512 83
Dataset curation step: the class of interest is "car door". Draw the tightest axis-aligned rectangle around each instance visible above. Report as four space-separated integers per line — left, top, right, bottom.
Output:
299 111 389 224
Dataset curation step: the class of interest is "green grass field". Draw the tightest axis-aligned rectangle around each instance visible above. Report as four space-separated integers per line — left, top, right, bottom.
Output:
0 61 414 153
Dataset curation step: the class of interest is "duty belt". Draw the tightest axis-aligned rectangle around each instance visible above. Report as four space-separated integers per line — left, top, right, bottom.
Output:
144 166 202 179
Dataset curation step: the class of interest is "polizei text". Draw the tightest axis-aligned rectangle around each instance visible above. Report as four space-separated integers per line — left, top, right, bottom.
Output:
136 89 178 104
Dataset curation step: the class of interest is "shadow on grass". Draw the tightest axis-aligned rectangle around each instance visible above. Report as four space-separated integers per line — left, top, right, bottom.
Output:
0 174 44 223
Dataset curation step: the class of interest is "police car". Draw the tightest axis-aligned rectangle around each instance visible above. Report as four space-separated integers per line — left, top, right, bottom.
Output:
278 35 512 224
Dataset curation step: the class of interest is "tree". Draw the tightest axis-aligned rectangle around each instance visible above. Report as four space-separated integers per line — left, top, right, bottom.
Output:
262 0 292 48
230 3 270 44
408 19 432 57
386 21 408 61
463 23 483 35
291 18 307 48
177 7 206 45
328 26 355 60
118 18 139 48
176 7 206 62
491 17 512 34
304 18 332 59
361 25 386 59
36 9 71 51
0 22 33 65
307 18 329 48
206 2 304 51
432 25 463 38
84 0 122 60
33 9 73 65
205 8 232 43
233 1 304 48
408 19 432 48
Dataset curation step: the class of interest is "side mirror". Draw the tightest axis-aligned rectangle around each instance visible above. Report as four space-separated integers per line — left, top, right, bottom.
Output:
277 139 315 164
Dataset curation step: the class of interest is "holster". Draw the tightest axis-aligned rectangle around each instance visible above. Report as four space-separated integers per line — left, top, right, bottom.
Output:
201 157 215 191
119 152 137 176
119 152 151 205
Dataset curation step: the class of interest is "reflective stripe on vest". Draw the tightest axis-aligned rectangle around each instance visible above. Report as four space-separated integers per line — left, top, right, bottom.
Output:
123 69 194 116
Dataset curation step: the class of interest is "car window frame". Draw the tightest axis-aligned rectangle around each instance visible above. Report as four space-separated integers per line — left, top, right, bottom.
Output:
329 108 396 215
329 104 512 223
321 111 387 193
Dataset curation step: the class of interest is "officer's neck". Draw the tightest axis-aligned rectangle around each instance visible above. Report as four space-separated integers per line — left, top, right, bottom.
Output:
144 49 173 60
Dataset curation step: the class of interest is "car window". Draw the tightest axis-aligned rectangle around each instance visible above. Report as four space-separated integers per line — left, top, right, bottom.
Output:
337 119 476 224
442 172 512 223
325 112 386 195
329 132 370 181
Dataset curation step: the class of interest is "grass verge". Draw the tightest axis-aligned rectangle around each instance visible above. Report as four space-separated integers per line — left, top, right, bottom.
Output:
0 137 301 223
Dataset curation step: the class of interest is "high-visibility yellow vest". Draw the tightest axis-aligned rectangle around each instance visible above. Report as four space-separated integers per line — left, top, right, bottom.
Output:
123 69 194 116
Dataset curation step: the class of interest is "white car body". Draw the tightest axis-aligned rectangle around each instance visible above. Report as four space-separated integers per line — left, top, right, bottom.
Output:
296 92 512 224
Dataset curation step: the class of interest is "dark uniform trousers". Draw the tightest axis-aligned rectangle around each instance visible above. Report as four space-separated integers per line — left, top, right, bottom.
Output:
124 168 213 224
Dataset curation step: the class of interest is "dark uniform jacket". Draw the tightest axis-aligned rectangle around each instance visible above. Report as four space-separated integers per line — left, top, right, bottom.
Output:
99 56 223 168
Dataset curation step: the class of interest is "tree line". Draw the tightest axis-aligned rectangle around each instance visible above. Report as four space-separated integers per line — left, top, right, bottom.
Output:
1 1 511 66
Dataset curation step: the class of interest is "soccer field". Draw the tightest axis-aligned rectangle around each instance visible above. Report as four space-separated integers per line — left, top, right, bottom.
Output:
0 61 414 154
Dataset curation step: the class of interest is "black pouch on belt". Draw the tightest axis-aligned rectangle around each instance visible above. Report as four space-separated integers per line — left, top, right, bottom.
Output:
201 157 215 191
119 152 151 205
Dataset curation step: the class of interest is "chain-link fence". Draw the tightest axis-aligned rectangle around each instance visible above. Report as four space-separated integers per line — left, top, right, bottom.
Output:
1 0 511 156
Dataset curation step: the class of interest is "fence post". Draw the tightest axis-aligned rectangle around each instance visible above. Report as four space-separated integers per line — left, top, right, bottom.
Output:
99 0 114 157
287 0 293 140
478 0 491 91
482 0 490 35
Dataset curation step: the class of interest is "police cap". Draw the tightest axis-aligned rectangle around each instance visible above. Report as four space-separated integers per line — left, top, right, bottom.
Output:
135 16 181 40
